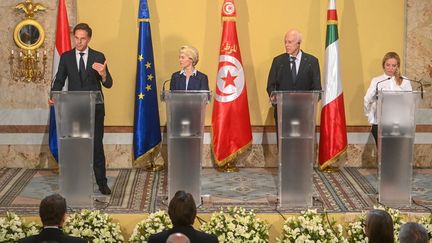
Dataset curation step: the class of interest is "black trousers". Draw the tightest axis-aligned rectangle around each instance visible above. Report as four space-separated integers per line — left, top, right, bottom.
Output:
371 124 378 147
94 105 107 187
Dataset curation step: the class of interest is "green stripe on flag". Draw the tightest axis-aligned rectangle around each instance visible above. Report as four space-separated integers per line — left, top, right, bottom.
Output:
325 24 339 48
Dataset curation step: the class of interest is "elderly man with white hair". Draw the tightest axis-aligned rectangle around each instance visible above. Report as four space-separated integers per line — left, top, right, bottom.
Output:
266 29 322 137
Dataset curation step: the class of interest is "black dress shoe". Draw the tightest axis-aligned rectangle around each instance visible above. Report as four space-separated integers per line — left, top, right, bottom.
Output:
99 185 111 195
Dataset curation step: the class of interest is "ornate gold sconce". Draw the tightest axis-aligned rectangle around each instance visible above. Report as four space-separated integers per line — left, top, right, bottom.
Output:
9 0 47 83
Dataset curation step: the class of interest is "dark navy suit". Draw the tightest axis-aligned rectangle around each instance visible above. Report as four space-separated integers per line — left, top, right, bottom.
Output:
51 47 113 188
18 228 87 243
170 70 209 91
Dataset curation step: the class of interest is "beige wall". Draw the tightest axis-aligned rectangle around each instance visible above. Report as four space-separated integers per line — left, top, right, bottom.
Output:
77 0 405 126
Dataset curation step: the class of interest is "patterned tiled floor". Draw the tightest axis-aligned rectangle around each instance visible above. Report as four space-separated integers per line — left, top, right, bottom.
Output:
0 167 431 215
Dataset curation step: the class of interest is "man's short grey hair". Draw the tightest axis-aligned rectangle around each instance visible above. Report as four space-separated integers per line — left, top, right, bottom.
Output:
286 29 302 44
399 222 429 243
166 233 191 243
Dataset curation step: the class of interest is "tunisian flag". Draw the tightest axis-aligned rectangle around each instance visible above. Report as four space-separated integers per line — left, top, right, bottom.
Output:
319 0 348 170
211 0 252 167
49 0 71 161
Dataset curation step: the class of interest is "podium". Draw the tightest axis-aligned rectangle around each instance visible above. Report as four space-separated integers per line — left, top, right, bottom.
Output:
377 91 420 206
51 91 103 208
271 91 320 208
161 91 210 205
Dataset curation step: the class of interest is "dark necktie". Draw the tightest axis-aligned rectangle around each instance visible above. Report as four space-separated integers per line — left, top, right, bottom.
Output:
290 56 297 83
79 52 86 82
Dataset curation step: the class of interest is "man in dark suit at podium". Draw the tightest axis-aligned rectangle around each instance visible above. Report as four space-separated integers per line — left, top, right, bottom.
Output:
50 23 113 195
18 194 87 243
266 29 321 137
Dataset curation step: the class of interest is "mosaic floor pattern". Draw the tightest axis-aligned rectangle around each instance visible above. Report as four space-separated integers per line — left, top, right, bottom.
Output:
0 167 431 215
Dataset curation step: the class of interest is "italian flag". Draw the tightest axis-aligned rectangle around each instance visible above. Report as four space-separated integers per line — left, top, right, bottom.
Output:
319 0 348 170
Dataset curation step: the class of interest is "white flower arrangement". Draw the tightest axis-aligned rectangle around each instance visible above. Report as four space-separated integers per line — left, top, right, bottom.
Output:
346 205 404 243
0 211 40 242
277 209 347 243
129 210 172 243
201 207 269 243
63 209 124 242
418 214 432 239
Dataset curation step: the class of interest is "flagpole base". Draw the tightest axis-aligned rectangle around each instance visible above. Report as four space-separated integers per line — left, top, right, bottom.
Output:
217 161 239 173
144 163 164 172
321 166 340 173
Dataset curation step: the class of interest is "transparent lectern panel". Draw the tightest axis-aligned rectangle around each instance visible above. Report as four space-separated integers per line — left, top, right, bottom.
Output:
377 91 420 207
379 91 417 137
166 92 208 138
276 92 318 139
162 91 209 205
53 92 97 139
51 91 101 208
271 91 320 208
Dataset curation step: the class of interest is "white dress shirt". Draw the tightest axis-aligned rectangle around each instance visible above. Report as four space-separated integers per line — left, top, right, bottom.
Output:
289 50 302 74
75 47 89 70
364 73 412 124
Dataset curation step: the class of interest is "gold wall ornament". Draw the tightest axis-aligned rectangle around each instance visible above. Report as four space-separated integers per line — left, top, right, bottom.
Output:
9 49 47 83
15 0 46 19
10 0 47 84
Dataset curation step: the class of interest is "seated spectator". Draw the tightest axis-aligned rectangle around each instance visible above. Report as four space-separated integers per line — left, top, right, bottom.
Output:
148 190 218 243
18 193 87 243
365 209 394 243
166 233 191 243
399 222 429 243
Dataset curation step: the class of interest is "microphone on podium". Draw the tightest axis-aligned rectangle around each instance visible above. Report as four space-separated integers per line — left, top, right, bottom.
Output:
161 79 171 100
400 77 424 99
375 77 391 100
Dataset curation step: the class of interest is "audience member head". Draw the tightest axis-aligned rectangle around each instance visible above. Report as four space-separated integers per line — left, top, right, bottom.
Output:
166 233 191 243
399 222 429 243
365 209 394 243
168 191 196 227
39 193 67 227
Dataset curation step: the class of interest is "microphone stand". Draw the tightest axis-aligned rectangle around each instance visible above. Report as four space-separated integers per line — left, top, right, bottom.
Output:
375 77 391 100
401 77 424 99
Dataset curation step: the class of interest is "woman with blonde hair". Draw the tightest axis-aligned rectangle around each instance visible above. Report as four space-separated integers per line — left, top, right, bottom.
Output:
170 45 209 91
364 52 412 144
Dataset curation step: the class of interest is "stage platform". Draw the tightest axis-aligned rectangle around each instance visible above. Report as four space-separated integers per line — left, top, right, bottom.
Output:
1 167 431 241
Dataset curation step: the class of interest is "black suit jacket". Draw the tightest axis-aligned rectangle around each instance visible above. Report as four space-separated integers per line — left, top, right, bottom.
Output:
51 48 113 114
266 51 321 96
170 71 209 91
18 228 87 243
148 225 219 243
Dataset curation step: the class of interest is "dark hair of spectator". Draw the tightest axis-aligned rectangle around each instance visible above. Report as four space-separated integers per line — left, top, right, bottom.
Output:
39 193 67 226
168 191 196 227
73 23 92 38
365 209 394 243
399 222 429 243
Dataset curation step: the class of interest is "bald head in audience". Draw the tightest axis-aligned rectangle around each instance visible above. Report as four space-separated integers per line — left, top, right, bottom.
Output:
166 233 190 243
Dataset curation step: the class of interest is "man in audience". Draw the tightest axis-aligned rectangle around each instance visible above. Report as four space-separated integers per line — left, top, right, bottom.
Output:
148 190 218 243
166 233 191 243
399 222 429 243
18 194 87 243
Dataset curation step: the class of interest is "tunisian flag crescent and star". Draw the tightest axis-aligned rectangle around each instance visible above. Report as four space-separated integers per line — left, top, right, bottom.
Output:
212 0 252 167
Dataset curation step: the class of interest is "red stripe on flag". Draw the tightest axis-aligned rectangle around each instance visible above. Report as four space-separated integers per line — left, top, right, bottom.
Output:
55 0 71 54
319 94 347 166
327 9 338 21
212 0 252 166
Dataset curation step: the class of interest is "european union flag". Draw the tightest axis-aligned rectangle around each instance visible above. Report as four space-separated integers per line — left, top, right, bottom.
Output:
133 0 161 162
48 106 58 161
